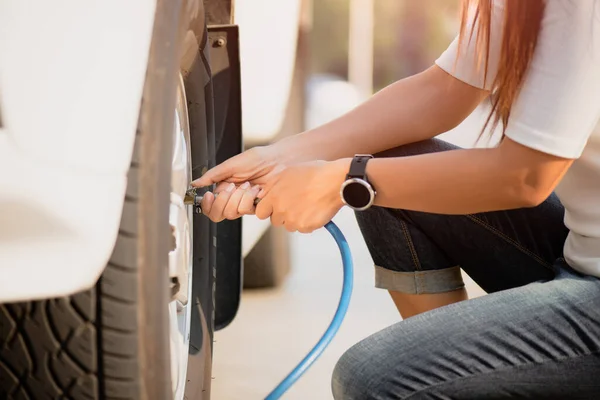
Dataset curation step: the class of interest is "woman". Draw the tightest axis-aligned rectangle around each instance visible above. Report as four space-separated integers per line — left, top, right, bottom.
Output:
194 0 600 398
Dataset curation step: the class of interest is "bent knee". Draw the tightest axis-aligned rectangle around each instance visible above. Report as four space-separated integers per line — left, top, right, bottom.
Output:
332 343 387 400
331 347 363 399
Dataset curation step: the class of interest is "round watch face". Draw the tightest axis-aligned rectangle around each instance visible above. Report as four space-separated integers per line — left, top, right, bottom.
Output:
341 179 374 210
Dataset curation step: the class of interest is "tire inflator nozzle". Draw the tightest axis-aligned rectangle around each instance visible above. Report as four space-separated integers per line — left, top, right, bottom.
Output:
184 187 260 214
184 188 204 214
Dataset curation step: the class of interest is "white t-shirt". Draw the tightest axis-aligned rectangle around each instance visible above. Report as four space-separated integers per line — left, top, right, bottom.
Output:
435 0 600 277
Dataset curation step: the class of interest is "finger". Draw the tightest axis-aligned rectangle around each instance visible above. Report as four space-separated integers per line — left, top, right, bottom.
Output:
257 186 268 199
214 182 232 194
200 191 215 216
283 221 297 233
270 212 284 227
208 183 236 222
297 224 314 234
238 185 261 215
191 166 228 188
191 154 245 187
255 197 273 220
223 182 250 220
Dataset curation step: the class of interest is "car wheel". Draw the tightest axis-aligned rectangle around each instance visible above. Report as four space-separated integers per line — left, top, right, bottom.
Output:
0 3 213 399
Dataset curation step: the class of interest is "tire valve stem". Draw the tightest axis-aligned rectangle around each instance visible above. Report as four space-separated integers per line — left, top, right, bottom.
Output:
184 188 204 214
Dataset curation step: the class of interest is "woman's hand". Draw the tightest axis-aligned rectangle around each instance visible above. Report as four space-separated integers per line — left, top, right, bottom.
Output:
191 145 283 223
190 145 279 223
255 159 350 233
200 182 261 222
191 145 284 188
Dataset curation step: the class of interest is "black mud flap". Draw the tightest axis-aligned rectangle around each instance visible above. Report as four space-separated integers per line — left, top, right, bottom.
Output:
207 24 244 331
184 5 217 398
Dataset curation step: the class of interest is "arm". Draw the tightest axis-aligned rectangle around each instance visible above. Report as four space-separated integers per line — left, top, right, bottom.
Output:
193 65 487 189
195 11 493 190
334 1 598 215
277 65 488 162
359 138 573 214
254 137 573 231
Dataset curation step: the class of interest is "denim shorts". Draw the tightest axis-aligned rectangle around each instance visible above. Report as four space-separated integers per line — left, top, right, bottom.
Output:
332 139 600 399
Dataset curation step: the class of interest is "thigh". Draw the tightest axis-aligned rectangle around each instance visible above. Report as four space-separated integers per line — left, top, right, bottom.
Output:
332 262 600 400
396 197 567 293
365 139 569 293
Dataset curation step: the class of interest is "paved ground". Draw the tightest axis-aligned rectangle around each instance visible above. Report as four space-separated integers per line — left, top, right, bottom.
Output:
211 207 486 400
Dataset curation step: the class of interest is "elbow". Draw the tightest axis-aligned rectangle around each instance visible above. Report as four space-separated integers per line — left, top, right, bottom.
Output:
519 188 549 208
495 139 572 209
513 180 553 208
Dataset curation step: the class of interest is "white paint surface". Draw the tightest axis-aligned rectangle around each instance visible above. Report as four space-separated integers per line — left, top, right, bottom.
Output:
0 0 156 301
236 0 302 142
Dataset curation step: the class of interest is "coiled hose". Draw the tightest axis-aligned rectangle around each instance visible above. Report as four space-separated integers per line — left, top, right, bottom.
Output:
264 221 354 400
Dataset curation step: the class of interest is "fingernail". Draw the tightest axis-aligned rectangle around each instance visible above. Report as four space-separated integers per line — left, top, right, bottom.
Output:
226 183 235 193
241 182 250 190
252 185 261 193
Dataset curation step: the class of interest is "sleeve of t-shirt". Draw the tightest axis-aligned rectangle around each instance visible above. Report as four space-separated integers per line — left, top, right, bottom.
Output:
435 1 600 159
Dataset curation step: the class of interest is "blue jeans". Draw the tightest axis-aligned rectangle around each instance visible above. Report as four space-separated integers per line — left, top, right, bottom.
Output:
332 139 600 399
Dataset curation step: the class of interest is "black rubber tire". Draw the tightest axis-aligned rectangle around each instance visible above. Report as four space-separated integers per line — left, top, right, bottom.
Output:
0 2 202 399
181 13 217 400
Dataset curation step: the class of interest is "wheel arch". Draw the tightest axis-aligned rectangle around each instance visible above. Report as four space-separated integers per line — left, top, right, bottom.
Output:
0 0 158 302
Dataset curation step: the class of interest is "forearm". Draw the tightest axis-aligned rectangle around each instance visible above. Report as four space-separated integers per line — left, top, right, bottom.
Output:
276 66 486 163
361 148 538 214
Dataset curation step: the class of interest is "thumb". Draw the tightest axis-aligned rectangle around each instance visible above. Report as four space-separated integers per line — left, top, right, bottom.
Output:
191 162 232 187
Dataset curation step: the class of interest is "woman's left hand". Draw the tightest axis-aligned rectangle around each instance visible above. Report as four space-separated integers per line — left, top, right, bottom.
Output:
255 159 350 233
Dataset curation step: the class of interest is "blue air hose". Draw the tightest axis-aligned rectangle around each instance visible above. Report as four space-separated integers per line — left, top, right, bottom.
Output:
264 221 354 400
187 191 353 398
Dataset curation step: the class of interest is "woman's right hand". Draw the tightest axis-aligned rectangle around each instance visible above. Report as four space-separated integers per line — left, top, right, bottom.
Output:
191 145 282 189
199 181 261 222
191 144 284 222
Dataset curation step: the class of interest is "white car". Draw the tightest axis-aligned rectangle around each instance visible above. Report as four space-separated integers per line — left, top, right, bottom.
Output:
0 0 302 399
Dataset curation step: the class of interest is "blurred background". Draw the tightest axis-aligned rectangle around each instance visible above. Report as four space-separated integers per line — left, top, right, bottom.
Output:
311 0 458 92
214 1 489 398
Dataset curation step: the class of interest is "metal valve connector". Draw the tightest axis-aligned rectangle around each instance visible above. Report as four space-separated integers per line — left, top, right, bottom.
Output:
183 188 204 214
184 187 261 215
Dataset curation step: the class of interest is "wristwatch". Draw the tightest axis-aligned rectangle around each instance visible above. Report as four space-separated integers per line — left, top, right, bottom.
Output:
340 154 376 211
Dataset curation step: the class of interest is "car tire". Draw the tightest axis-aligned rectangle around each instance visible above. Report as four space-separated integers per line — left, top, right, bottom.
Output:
0 2 213 399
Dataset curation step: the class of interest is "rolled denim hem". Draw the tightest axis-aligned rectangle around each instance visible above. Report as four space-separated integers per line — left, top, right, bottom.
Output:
374 265 465 294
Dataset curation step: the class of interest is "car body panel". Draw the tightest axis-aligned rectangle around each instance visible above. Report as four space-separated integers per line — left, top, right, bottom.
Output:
0 0 304 305
236 0 304 255
236 0 302 142
0 0 156 302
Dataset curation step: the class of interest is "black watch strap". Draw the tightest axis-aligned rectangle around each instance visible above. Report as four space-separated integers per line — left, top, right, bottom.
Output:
346 154 373 180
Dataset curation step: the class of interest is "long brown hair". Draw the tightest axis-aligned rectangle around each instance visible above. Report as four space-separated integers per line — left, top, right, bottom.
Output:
459 0 545 136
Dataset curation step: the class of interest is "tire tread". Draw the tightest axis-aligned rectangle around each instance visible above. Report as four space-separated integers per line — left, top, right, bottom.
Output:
0 152 143 399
